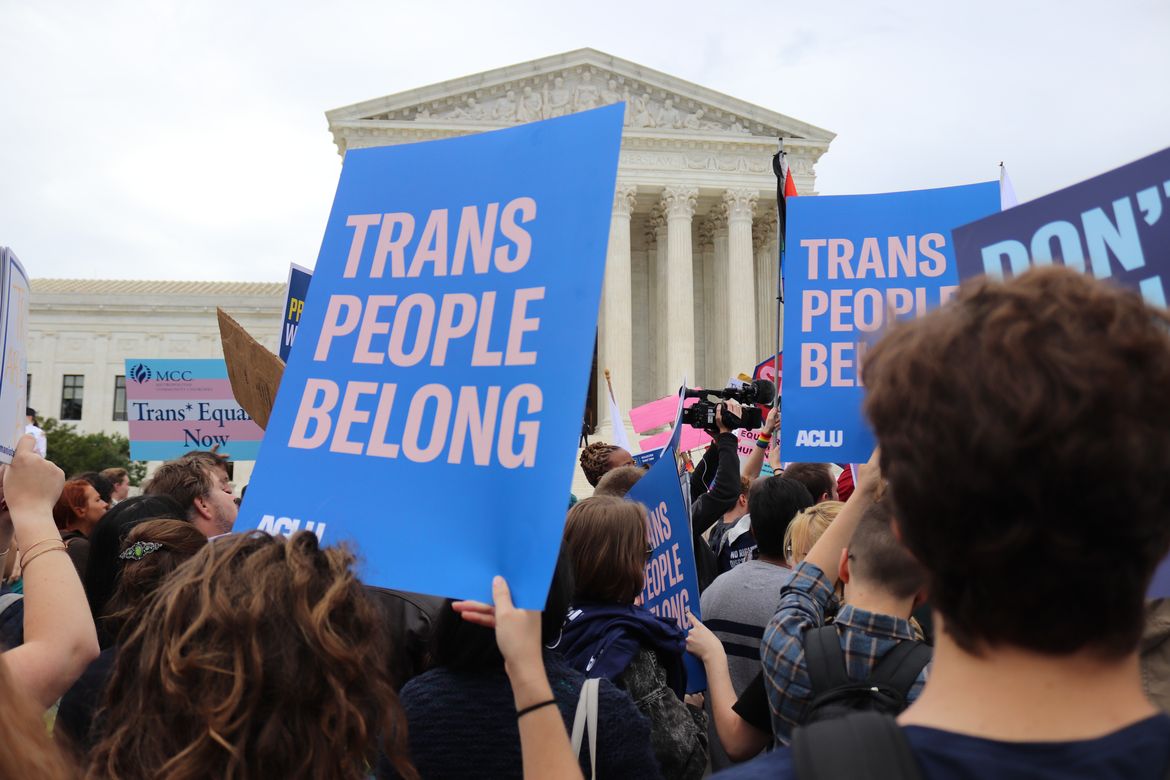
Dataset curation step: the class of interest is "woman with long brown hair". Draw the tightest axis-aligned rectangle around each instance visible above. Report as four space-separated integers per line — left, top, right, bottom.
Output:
86 530 415 780
558 496 708 779
57 519 207 754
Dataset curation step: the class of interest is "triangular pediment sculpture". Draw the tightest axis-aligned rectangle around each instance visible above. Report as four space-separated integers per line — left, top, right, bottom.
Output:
326 48 835 143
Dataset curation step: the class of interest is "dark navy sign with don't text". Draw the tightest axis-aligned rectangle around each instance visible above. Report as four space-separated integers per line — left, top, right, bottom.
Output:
781 182 1000 463
953 146 1170 306
237 105 625 608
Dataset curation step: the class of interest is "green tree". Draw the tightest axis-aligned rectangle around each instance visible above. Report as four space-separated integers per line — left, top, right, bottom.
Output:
40 418 148 485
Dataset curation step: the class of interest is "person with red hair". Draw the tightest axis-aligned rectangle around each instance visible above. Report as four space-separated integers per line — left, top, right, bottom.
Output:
51 479 108 579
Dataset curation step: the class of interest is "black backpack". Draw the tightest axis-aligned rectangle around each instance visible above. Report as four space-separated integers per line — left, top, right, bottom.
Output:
793 711 1170 780
801 625 931 725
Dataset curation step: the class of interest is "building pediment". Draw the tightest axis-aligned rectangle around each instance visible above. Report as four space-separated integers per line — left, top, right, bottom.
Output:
326 48 835 145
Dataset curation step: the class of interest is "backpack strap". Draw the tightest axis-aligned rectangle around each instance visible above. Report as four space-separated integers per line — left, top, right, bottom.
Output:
792 711 923 780
803 625 850 699
867 638 932 698
570 677 599 779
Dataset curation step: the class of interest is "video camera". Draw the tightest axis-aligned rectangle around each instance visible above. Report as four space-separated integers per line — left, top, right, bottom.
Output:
680 378 776 433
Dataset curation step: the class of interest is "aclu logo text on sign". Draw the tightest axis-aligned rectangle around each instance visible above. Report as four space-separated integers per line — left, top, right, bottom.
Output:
794 429 843 448
257 514 327 541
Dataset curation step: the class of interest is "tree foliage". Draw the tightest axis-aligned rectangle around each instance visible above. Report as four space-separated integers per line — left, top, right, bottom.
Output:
40 418 147 485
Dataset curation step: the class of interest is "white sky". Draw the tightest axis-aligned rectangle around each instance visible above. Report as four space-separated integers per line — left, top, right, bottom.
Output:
2 0 1168 281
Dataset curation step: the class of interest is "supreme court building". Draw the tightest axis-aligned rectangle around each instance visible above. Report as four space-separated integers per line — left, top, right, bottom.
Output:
326 48 835 440
27 49 833 471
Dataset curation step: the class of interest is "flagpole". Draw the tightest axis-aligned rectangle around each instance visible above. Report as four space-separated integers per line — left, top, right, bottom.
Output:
604 367 615 403
772 144 786 410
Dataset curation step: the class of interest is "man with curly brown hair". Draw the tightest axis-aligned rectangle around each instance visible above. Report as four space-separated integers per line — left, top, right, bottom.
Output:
717 267 1170 779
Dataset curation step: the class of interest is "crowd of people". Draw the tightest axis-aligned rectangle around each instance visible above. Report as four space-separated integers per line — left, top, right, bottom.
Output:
1 265 1169 778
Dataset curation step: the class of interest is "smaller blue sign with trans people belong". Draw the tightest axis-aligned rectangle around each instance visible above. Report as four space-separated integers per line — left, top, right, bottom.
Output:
279 263 313 362
236 105 625 609
781 182 1000 463
953 146 1170 307
626 388 707 693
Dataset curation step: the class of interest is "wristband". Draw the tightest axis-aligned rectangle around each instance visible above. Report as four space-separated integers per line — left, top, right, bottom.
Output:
516 699 558 718
19 537 65 559
757 438 771 449
20 543 67 571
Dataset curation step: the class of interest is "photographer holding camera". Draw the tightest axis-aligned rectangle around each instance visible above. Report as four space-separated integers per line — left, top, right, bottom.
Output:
689 398 751 592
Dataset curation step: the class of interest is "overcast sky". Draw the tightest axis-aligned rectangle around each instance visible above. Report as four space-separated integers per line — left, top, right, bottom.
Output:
2 0 1167 281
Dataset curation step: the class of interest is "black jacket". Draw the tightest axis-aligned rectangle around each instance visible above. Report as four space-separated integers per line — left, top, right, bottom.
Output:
688 433 742 591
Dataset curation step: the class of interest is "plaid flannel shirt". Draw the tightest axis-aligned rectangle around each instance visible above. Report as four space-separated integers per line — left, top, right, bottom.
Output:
760 560 929 745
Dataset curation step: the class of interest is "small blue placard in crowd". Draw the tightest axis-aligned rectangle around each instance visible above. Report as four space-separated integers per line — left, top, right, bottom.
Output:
279 263 313 362
626 389 707 693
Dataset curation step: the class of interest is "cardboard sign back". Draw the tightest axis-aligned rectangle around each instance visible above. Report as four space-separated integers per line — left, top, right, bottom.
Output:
216 308 284 431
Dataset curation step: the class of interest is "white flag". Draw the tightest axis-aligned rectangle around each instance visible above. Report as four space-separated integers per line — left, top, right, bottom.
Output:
1000 163 1019 210
607 385 632 451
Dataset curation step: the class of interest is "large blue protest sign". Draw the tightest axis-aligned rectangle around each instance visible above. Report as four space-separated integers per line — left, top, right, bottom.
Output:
627 386 706 693
237 105 624 608
279 263 313 362
781 182 1000 462
953 147 1170 306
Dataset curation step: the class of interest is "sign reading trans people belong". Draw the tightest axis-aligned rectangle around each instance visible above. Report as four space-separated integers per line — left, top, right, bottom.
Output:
953 146 1170 306
781 182 1000 463
124 359 264 460
237 105 624 609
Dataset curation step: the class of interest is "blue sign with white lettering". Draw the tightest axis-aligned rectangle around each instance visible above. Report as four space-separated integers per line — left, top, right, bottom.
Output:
953 146 1170 307
781 182 1000 463
279 263 313 362
236 105 624 608
626 392 707 693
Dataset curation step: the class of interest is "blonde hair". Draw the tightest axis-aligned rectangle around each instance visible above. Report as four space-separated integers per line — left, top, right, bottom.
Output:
784 501 844 566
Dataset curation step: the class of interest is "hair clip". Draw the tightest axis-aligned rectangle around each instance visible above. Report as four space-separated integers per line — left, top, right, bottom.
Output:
119 541 163 561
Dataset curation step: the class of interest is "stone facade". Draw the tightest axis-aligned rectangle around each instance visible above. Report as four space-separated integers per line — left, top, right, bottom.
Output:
28 279 285 483
327 48 834 442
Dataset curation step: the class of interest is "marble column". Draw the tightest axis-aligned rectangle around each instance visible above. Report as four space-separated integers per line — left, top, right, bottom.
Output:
630 244 652 406
91 334 111 429
642 215 658 405
652 205 669 395
709 208 729 386
697 220 716 389
691 223 706 388
754 216 778 360
662 186 698 392
39 331 59 420
598 183 638 436
725 188 758 377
